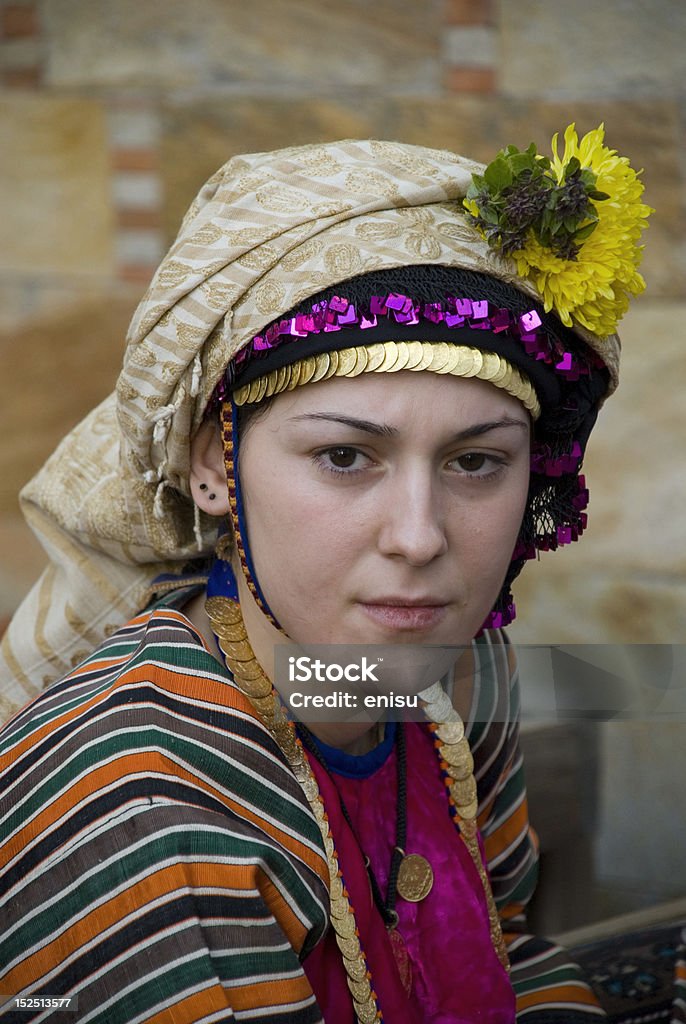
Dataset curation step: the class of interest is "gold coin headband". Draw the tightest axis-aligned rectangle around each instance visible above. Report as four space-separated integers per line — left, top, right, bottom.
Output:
232 341 541 421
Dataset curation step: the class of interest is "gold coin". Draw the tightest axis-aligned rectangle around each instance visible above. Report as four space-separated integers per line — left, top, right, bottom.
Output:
310 353 330 383
284 363 300 391
299 775 321 804
238 676 273 699
444 756 474 782
298 356 318 386
337 934 362 961
479 352 501 381
425 692 453 721
257 375 271 403
310 798 327 824
430 341 452 372
250 695 276 720
223 638 256 660
215 535 234 562
404 341 425 369
410 342 434 372
323 834 336 862
337 349 358 375
216 622 247 642
396 853 434 903
352 998 379 1024
376 342 399 372
342 952 368 981
274 364 290 394
365 344 386 372
439 736 471 761
468 349 484 375
330 891 353 920
460 817 478 841
351 347 369 376
456 797 478 820
453 348 477 377
332 909 357 940
391 341 410 371
450 775 477 806
327 350 340 377
490 358 510 384
434 720 465 744
329 872 344 902
206 597 242 626
232 384 249 406
348 976 372 1004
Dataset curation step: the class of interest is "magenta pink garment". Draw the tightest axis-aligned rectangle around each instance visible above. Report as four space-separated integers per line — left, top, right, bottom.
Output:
302 722 516 1022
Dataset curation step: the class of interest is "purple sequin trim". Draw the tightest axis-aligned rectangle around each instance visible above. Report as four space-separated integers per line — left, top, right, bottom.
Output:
226 294 602 388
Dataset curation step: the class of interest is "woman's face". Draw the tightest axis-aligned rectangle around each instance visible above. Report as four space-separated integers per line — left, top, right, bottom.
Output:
237 369 531 647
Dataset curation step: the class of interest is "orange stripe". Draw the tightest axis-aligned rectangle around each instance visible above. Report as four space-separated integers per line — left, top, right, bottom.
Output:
4 860 310 993
482 797 530 860
516 983 602 1011
141 981 312 1024
1 742 325 879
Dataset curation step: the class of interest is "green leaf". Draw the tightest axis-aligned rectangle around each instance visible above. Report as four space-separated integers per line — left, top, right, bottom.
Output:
483 157 513 190
589 189 610 201
564 156 581 177
509 153 535 176
574 221 599 241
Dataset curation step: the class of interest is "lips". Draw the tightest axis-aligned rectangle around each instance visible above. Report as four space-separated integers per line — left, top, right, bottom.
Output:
358 599 449 632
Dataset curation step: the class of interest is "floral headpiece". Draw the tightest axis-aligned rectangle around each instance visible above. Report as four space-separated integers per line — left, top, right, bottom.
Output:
463 124 653 336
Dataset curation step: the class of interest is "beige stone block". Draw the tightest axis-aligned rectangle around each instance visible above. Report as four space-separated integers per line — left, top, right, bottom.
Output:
43 0 439 92
500 0 686 100
511 568 686 645
0 95 114 275
0 292 138 515
160 98 379 242
582 302 686 574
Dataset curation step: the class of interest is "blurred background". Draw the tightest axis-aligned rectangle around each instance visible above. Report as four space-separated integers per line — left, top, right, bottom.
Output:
0 0 685 932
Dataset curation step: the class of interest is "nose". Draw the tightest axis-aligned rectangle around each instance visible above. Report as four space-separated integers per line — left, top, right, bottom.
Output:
377 464 449 566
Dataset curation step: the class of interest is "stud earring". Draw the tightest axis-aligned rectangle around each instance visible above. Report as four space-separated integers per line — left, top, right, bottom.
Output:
199 483 208 492
209 493 216 501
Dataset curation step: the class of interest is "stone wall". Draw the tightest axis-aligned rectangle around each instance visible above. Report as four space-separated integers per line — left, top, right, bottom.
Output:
1 0 684 643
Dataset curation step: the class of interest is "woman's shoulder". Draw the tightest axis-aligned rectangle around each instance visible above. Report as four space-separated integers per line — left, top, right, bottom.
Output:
0 591 327 895
0 589 314 834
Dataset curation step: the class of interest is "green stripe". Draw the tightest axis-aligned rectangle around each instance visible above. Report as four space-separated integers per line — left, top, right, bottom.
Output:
2 816 324 967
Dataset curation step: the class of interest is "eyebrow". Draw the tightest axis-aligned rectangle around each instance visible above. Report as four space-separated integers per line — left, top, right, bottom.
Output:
290 412 529 440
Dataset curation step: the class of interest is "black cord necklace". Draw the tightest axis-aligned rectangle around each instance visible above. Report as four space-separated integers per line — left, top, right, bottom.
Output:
297 721 407 930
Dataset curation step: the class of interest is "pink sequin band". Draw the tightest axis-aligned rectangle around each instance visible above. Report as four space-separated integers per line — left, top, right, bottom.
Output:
223 293 604 391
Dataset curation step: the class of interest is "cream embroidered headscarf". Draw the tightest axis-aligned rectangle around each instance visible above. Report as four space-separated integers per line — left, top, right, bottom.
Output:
0 140 620 719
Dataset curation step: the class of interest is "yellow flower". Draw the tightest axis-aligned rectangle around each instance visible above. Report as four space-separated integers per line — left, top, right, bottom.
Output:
512 124 653 336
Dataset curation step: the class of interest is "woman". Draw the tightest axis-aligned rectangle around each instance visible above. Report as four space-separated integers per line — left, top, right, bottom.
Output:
0 132 663 1022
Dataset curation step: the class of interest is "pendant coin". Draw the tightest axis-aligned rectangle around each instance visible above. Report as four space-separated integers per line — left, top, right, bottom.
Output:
396 853 434 903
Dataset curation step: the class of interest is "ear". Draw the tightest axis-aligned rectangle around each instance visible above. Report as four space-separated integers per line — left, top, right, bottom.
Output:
189 419 230 516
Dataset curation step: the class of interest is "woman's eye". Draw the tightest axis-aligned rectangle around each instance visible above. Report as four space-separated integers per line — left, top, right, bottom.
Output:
328 447 358 468
314 446 370 475
451 452 505 477
456 453 487 472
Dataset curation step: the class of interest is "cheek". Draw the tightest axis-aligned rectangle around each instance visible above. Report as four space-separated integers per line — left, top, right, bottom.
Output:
240 462 346 611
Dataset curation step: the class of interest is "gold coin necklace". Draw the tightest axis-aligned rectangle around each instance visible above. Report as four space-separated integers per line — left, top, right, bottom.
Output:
206 595 510 1024
298 721 431 997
